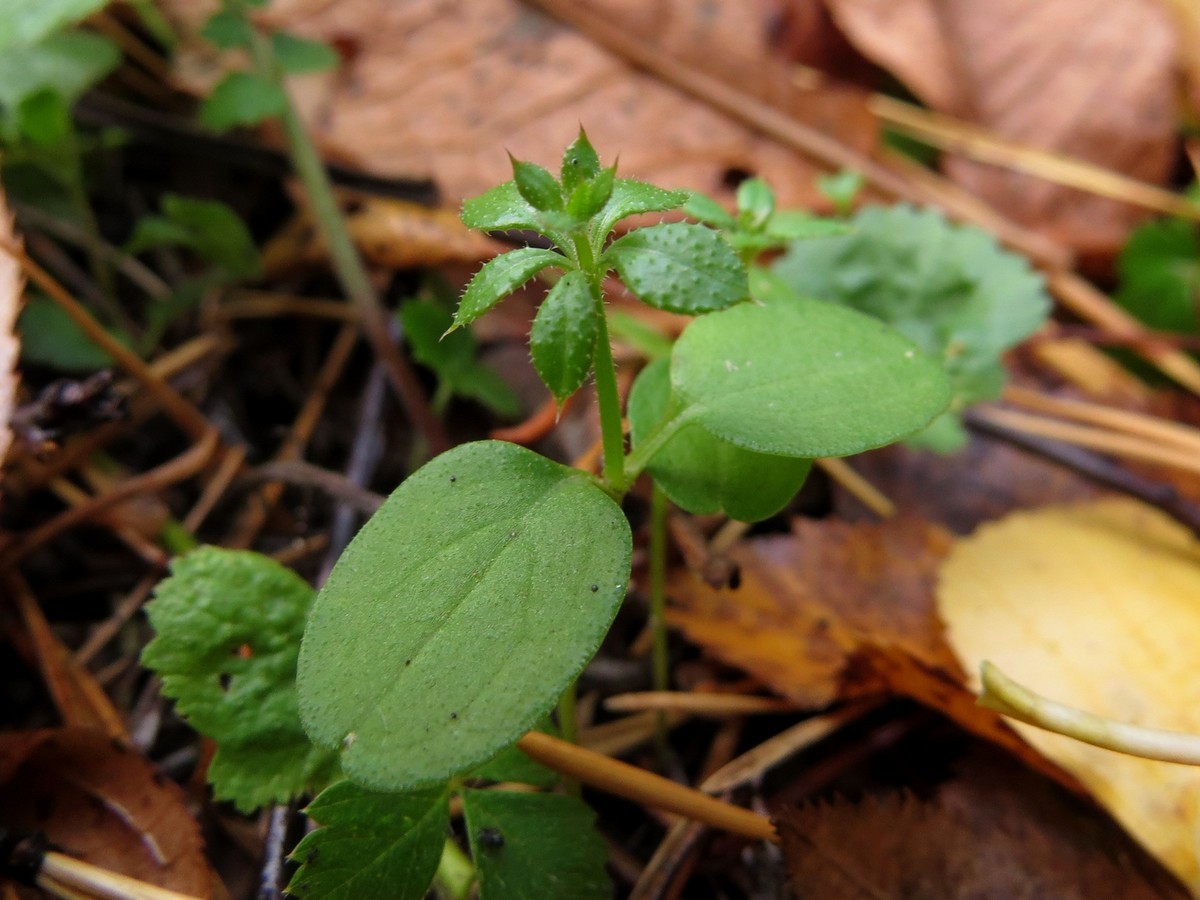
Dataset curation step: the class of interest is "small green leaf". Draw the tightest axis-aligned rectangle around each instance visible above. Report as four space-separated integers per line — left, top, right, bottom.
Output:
530 270 598 403
297 441 631 790
815 170 864 215
1115 218 1200 334
198 71 287 131
126 194 260 279
200 11 253 50
683 192 736 229
628 359 810 521
272 32 340 74
288 781 448 900
736 177 775 229
0 31 120 111
16 89 71 146
0 0 111 52
511 158 563 212
18 292 123 371
566 164 615 220
142 548 338 811
463 789 610 900
764 211 849 242
671 299 951 457
461 181 544 234
560 129 601 194
590 179 688 240
453 247 563 329
607 222 747 314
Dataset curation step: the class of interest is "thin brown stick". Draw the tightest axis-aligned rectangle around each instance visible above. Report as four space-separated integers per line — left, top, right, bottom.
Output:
816 457 896 518
220 291 356 322
516 731 777 843
605 692 801 716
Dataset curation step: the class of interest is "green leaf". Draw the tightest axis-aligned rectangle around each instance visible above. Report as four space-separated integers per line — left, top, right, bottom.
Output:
1115 218 1200 334
16 89 71 146
461 181 544 234
772 204 1049 451
272 32 340 74
18 292 123 371
590 179 688 240
607 222 747 314
288 781 448 900
628 359 811 521
815 170 864 216
0 31 120 112
764 211 849 242
565 164 615 221
683 192 735 229
736 177 774 229
463 789 610 900
511 158 563 212
401 299 520 418
560 129 601 194
453 247 563 329
198 71 287 131
126 194 260 279
469 721 559 788
200 10 253 50
0 0 111 52
671 299 952 457
297 441 631 790
141 548 338 811
530 270 598 402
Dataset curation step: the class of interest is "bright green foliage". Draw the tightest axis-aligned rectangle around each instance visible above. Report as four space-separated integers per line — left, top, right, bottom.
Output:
1115 217 1200 334
461 181 547 235
463 789 611 900
0 0 112 52
297 441 631 791
530 271 599 403
560 130 601 194
287 782 449 900
566 164 615 220
142 548 338 812
454 247 563 329
199 71 288 131
18 293 126 371
401 297 519 418
606 222 747 314
126 193 261 279
628 359 811 521
671 299 952 457
511 158 564 212
271 32 339 74
772 204 1049 450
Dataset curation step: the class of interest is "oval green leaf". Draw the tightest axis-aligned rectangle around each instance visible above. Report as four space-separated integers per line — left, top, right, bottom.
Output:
671 299 952 457
607 222 746 314
628 359 811 522
453 247 563 329
297 441 631 790
530 270 598 403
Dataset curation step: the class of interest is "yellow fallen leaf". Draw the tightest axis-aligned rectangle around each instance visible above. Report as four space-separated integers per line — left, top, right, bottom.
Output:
939 498 1200 893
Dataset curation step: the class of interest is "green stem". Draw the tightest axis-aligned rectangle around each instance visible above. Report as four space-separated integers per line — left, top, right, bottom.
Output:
590 285 627 491
621 407 693 488
648 482 670 759
556 680 580 795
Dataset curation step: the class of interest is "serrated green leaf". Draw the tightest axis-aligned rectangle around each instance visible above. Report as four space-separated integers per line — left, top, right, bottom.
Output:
200 10 252 50
511 158 563 212
560 129 601 194
142 547 338 811
288 781 448 900
126 194 260 279
628 359 810 521
736 177 774 229
530 270 598 402
671 299 951 457
1115 218 1200 334
590 179 688 240
772 204 1049 451
453 247 562 329
272 32 340 74
463 789 610 900
198 71 287 132
0 31 120 112
683 192 735 229
607 222 747 314
0 0 110 52
297 441 631 790
566 165 615 220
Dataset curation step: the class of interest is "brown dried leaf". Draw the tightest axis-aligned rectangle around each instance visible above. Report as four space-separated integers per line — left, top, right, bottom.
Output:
780 749 1186 899
0 728 212 898
823 0 1179 255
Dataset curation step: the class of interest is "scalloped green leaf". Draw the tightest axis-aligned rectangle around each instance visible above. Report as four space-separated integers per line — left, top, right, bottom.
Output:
141 548 338 812
590 179 688 240
287 781 448 900
463 789 610 900
628 359 810 522
297 441 631 790
607 222 746 314
671 299 951 457
453 247 563 329
530 270 598 402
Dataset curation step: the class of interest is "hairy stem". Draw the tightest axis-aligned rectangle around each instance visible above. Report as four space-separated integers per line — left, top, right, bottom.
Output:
591 288 627 490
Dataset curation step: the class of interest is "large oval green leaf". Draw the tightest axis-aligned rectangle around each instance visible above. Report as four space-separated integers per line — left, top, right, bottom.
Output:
671 299 951 458
297 441 631 790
